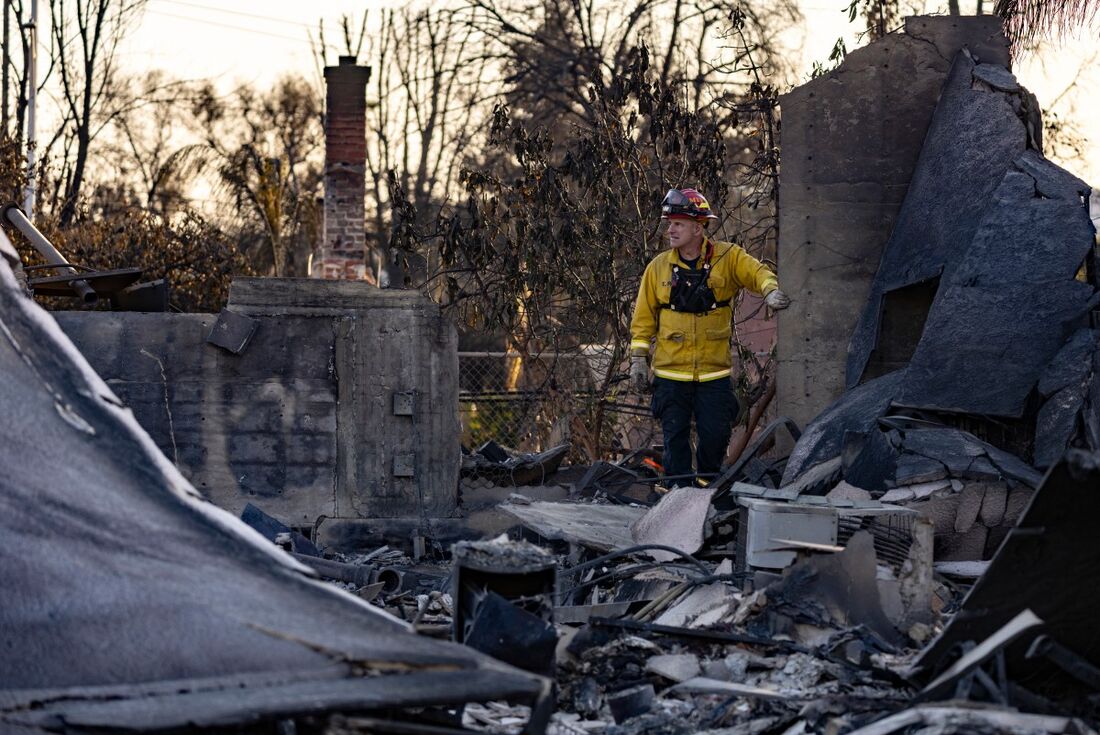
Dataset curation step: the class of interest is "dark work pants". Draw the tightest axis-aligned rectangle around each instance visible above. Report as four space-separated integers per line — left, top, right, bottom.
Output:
651 376 739 482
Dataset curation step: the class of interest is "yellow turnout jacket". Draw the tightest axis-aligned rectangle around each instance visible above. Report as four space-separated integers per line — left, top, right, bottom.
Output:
630 238 778 382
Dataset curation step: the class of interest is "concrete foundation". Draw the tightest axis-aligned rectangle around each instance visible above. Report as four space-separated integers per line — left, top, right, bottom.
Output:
55 278 459 531
776 16 1010 432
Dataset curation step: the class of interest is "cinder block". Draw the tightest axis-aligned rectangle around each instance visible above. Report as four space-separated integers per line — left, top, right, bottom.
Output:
937 524 989 562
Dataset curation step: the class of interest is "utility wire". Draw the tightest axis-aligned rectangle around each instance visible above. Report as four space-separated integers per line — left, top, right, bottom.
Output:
150 0 313 29
144 9 323 46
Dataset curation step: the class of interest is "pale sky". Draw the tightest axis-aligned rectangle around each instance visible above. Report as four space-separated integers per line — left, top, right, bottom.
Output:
116 0 1100 183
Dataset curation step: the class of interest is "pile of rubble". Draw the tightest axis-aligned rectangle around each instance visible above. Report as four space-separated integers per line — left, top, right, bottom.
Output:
4 34 1100 735
424 48 1100 734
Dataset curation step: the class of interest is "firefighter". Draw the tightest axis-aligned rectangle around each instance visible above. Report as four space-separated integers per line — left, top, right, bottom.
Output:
629 188 790 483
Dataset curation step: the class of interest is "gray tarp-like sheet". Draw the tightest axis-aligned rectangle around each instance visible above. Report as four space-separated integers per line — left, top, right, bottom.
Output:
894 152 1096 417
0 233 548 732
846 52 1029 388
846 50 1095 417
781 371 905 485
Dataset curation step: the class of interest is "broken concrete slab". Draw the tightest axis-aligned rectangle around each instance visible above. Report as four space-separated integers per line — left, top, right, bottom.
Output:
898 518 934 628
631 486 716 562
205 307 259 354
0 250 550 732
880 479 953 503
952 483 985 534
977 482 1008 527
500 501 646 553
826 481 872 503
645 654 702 683
655 583 737 628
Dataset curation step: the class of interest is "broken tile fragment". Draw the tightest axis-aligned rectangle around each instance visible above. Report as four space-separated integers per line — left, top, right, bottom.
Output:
978 482 1008 527
953 483 986 534
645 654 702 683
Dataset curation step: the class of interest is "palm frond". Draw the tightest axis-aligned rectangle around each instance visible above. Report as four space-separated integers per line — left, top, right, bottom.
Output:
996 0 1100 49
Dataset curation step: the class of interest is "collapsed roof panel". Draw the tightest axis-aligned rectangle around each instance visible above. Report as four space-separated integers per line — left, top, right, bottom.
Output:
894 150 1095 416
0 232 547 729
1035 329 1100 468
846 52 1031 388
948 157 1093 289
896 281 1095 416
782 371 905 485
1038 327 1099 398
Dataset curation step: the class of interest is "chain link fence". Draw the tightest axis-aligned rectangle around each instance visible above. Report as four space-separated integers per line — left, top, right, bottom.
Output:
458 349 660 461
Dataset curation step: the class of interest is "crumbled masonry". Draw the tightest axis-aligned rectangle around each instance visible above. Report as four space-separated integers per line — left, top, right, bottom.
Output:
0 229 551 734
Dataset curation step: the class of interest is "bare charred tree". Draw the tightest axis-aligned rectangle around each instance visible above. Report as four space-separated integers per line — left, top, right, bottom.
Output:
47 0 147 226
79 72 211 218
458 0 799 131
190 77 324 278
382 0 796 455
843 0 901 39
349 8 493 286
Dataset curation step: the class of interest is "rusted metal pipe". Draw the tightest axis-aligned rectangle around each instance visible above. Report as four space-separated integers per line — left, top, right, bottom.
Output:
2 203 96 303
289 552 375 586
726 378 777 466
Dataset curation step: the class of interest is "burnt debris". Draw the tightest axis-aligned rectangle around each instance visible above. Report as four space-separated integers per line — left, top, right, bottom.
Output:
5 19 1100 735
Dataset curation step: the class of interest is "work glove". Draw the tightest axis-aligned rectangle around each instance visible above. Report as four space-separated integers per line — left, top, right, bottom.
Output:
765 288 791 310
630 355 650 393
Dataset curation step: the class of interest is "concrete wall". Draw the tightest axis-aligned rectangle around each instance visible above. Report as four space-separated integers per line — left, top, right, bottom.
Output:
54 278 459 530
776 16 1010 432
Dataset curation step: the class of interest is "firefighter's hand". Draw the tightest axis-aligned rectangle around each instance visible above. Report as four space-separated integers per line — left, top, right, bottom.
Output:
630 355 650 393
765 288 791 310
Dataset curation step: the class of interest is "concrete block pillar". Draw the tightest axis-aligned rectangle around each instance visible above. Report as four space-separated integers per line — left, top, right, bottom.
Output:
316 56 373 282
776 16 1010 432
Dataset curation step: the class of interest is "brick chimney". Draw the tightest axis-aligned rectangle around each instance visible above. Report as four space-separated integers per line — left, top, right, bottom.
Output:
313 56 372 281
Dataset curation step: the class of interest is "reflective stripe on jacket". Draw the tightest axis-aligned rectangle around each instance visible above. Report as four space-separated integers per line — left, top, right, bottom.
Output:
629 238 778 382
